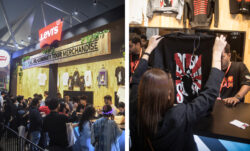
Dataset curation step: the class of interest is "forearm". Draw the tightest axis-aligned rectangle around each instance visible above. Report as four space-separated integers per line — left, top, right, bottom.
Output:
235 85 250 100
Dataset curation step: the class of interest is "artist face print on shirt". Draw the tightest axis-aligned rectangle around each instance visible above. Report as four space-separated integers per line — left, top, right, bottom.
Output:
175 53 202 103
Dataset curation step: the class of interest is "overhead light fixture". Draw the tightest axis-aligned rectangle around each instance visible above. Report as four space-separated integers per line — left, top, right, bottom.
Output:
28 35 31 41
93 0 97 6
73 11 78 15
21 40 24 44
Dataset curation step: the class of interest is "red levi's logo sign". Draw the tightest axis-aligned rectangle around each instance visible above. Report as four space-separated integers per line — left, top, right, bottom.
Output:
39 19 63 48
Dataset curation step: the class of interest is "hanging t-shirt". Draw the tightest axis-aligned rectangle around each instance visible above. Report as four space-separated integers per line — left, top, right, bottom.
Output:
149 32 215 103
79 76 85 91
117 86 125 103
37 73 47 86
129 0 148 25
68 76 74 91
115 66 125 85
84 71 92 87
220 62 250 101
73 70 80 87
62 72 69 86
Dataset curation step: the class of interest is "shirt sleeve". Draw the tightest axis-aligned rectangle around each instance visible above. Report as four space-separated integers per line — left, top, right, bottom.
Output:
239 63 250 86
185 68 224 123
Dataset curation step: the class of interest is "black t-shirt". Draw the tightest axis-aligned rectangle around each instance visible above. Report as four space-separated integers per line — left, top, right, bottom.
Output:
150 33 215 104
230 0 250 14
43 111 69 147
220 62 250 101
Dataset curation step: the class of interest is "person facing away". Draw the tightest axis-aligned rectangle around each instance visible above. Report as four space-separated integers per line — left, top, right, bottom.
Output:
130 35 227 151
219 43 250 106
43 98 70 151
29 98 43 151
91 105 122 151
73 106 96 151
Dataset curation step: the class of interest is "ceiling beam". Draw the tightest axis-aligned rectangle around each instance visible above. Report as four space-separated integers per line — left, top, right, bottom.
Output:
41 3 47 27
0 0 19 50
43 1 82 23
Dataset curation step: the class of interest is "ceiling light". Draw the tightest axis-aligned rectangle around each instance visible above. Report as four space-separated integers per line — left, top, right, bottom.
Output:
73 11 78 15
93 0 97 6
21 40 24 44
28 36 31 41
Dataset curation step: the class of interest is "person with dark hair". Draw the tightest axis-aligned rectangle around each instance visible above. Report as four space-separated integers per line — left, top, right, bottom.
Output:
104 95 117 115
33 93 38 98
17 95 26 109
57 93 62 99
29 98 42 151
79 95 88 109
59 102 70 116
130 35 227 151
130 33 143 79
64 94 73 113
117 102 125 116
43 98 70 151
73 106 96 151
219 43 250 105
91 105 122 151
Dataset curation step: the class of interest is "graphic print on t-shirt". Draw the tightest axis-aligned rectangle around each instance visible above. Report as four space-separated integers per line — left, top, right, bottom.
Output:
193 0 208 16
160 0 173 8
175 53 202 103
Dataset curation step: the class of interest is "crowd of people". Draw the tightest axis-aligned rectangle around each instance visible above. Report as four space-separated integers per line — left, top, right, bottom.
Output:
0 91 125 151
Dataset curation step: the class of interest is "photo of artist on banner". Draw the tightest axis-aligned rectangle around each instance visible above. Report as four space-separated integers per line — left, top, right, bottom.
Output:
39 19 64 48
149 33 215 104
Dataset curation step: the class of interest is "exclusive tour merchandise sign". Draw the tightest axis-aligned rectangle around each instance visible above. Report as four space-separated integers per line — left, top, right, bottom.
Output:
22 30 111 69
0 49 10 68
39 19 64 48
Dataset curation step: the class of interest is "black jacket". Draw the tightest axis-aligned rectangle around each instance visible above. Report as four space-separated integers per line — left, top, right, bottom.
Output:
29 107 43 132
43 111 69 148
130 59 224 151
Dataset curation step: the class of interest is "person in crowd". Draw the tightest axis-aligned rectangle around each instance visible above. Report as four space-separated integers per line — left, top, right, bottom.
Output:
104 95 117 116
33 93 38 99
17 95 26 109
29 98 43 151
0 91 7 111
130 35 227 151
79 95 88 109
43 98 70 151
73 106 96 151
117 102 125 116
27 97 33 106
141 34 148 50
39 99 51 116
8 97 19 131
59 102 70 116
91 105 122 151
41 91 49 106
129 33 143 80
64 94 73 113
57 93 62 99
219 44 250 105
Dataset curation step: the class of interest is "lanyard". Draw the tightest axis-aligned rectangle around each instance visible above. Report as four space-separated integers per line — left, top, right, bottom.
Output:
219 62 232 96
130 48 142 74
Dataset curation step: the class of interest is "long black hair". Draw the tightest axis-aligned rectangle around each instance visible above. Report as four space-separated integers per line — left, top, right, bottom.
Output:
79 106 96 132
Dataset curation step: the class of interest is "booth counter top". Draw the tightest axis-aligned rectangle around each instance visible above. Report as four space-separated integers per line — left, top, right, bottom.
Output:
194 100 250 144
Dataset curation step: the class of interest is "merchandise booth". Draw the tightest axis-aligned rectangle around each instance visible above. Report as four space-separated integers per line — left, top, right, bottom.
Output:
11 7 125 109
129 0 250 150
